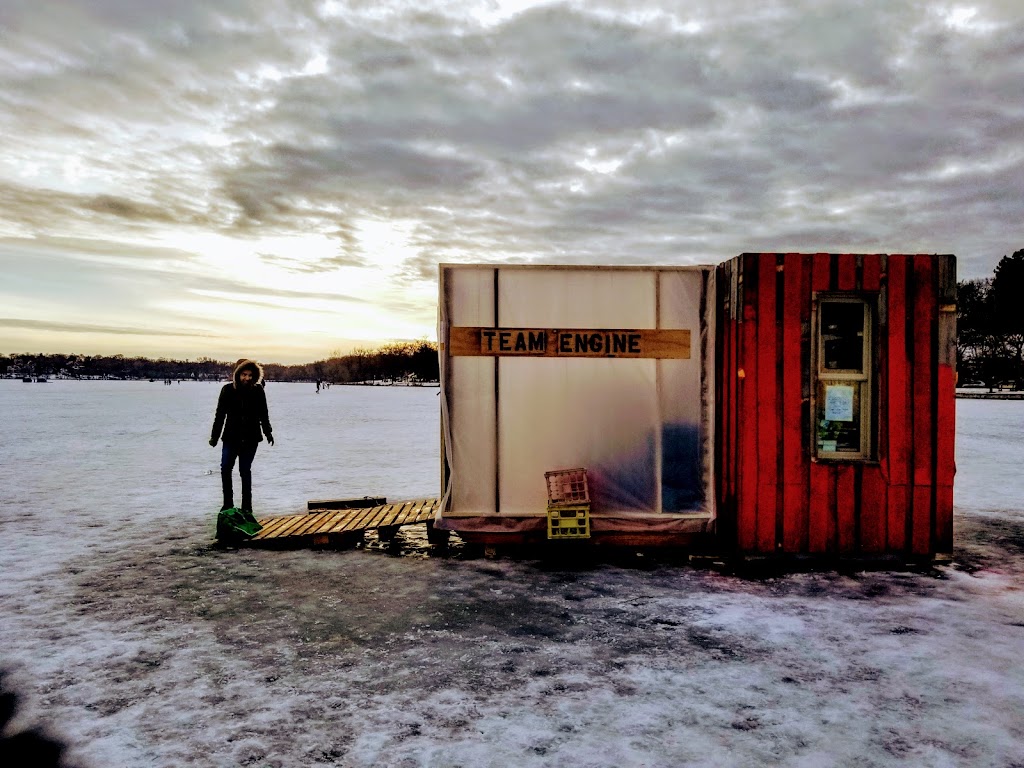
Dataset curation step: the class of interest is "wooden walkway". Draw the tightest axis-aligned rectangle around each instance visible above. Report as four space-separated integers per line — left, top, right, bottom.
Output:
247 497 441 548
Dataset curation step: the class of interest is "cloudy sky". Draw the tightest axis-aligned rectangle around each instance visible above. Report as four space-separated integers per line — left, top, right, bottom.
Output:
1 0 1021 363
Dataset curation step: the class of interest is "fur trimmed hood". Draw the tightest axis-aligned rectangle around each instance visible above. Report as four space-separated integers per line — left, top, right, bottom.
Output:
232 359 264 388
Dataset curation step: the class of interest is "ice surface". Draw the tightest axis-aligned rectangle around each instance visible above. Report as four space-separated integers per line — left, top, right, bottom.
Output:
0 380 1022 767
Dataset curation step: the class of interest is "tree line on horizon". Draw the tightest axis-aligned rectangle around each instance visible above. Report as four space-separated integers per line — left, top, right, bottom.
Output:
0 340 440 384
958 248 1024 389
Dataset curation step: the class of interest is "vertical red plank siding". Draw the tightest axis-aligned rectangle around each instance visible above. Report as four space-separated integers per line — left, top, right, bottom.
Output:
911 255 937 488
727 290 738 521
835 465 856 552
934 255 956 554
885 256 910 551
860 255 887 551
873 255 891 476
935 364 955 553
935 486 953 553
912 485 933 555
782 255 808 552
757 255 779 553
835 253 860 553
812 253 832 292
837 253 858 291
738 256 759 551
911 255 937 554
798 256 813 551
860 467 888 552
862 255 882 292
809 253 833 552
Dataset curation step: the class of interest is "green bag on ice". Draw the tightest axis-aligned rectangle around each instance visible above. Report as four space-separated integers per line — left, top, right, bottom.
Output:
216 507 263 541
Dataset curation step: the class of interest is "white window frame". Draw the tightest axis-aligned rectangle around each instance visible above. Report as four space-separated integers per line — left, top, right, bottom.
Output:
811 294 874 460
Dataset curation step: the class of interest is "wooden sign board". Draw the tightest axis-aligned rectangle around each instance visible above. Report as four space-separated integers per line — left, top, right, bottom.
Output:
449 327 691 359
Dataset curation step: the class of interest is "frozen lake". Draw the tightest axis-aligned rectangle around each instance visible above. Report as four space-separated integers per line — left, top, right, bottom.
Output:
1 380 1022 767
0 379 441 525
951 397 1024 517
4 379 1022 527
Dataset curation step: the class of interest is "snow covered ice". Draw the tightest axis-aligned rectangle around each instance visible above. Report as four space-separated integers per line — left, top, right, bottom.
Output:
1 380 1022 767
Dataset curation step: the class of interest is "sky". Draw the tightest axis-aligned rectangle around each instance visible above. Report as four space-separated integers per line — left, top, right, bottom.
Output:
1 0 1022 364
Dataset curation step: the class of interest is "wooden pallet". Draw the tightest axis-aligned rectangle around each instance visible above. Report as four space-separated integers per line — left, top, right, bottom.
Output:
246 497 441 548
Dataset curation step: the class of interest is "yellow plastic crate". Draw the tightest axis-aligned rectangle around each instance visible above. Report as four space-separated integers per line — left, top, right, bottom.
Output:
545 468 590 506
547 504 591 539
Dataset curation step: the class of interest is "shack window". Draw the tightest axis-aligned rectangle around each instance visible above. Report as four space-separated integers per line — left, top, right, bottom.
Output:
814 296 874 460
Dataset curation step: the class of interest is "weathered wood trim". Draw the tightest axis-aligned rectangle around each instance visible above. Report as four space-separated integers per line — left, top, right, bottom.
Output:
494 268 501 516
448 327 692 359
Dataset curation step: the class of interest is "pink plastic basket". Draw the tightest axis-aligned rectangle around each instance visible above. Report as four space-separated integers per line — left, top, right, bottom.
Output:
544 468 590 506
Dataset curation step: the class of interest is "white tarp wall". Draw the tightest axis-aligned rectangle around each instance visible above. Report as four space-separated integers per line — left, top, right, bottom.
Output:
439 265 715 524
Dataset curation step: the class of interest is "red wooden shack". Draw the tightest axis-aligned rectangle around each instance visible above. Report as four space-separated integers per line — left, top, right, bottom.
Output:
715 253 956 561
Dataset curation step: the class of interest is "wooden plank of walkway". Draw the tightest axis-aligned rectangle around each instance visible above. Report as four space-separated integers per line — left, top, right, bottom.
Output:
362 503 397 531
247 498 440 547
345 503 386 533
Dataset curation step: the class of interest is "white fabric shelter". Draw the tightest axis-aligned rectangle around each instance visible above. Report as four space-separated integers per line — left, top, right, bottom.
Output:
438 264 716 532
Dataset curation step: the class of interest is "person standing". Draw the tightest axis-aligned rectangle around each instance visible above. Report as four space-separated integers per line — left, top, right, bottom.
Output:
209 359 274 513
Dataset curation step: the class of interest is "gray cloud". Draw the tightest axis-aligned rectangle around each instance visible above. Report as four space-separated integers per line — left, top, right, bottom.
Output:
0 236 366 318
0 317 217 338
0 234 200 262
0 0 1021 307
0 180 221 236
258 251 365 272
192 275 368 304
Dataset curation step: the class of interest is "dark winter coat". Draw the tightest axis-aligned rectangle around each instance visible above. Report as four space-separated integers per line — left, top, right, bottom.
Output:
210 360 273 445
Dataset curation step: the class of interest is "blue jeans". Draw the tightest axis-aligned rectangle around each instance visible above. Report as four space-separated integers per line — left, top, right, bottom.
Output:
221 441 258 510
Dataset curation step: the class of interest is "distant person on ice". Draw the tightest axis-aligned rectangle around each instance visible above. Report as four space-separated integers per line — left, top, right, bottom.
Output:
209 359 274 514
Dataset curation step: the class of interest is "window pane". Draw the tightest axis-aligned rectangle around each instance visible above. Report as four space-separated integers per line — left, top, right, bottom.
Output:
817 381 862 453
821 302 864 372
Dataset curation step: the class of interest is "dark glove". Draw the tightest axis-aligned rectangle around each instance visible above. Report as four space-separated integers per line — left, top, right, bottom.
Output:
267 435 275 446
209 438 217 447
